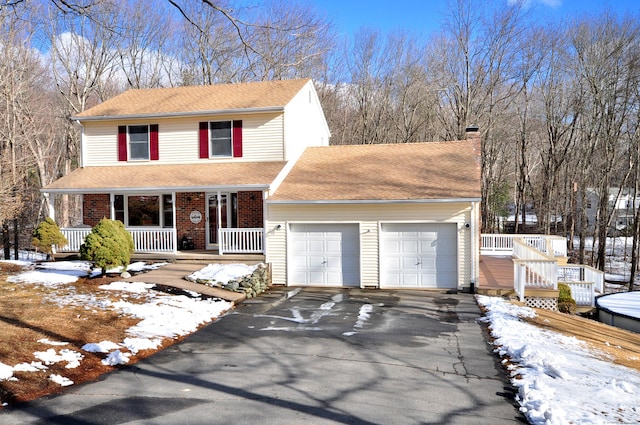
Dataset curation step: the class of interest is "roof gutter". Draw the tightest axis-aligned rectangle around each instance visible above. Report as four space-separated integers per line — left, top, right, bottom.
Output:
71 106 285 122
41 184 271 195
267 198 482 205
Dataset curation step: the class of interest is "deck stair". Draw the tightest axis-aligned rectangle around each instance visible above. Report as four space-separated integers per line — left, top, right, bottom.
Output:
480 234 604 311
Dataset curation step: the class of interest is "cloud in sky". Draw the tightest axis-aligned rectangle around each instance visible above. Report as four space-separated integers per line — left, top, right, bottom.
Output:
508 0 562 9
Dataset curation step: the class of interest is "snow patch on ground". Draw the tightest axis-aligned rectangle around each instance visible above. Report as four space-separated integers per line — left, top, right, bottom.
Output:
478 295 640 425
0 259 234 385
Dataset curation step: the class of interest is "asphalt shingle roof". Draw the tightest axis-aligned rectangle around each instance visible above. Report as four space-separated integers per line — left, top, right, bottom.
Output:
270 141 481 201
43 162 287 192
74 79 311 119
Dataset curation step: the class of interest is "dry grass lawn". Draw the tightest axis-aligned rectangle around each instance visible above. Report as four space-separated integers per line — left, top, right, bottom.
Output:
0 262 182 407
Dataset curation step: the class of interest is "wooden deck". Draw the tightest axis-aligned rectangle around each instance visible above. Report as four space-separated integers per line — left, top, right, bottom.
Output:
478 256 515 296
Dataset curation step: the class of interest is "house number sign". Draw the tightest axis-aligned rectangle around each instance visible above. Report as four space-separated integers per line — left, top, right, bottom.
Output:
190 211 202 224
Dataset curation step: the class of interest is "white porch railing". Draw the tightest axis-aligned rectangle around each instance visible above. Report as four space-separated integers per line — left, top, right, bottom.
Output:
129 228 175 252
481 234 567 257
59 228 176 253
59 228 92 252
219 228 264 255
557 264 604 307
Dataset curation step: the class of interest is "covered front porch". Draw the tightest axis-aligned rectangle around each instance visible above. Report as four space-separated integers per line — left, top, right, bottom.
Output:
41 161 289 258
51 189 267 256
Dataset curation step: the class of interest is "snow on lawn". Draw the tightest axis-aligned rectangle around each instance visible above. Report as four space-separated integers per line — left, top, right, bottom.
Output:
478 295 640 425
0 259 234 388
186 263 258 285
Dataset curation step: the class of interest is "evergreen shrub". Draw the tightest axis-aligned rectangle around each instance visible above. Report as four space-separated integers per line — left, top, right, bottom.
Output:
557 283 577 314
80 219 134 276
32 218 68 260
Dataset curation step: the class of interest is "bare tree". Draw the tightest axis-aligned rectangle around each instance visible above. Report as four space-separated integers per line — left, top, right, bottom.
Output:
569 12 640 270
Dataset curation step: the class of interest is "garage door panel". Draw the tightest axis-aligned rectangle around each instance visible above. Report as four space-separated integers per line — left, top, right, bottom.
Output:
289 224 360 287
381 223 457 289
401 240 419 253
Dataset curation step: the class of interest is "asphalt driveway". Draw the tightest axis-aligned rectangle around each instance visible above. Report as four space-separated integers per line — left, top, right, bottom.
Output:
2 288 525 424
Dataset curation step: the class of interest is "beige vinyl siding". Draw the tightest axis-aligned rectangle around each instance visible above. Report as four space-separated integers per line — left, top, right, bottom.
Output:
267 202 475 288
283 80 330 162
360 221 379 287
81 113 285 166
265 220 287 286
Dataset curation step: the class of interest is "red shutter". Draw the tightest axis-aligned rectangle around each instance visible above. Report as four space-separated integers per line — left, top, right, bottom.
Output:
232 120 243 158
199 122 209 159
118 126 127 161
150 124 159 160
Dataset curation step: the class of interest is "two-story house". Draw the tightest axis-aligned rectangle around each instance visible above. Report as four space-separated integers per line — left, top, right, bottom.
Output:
43 79 482 292
44 79 329 256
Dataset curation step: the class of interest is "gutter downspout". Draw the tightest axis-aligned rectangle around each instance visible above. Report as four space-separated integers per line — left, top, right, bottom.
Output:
470 201 477 294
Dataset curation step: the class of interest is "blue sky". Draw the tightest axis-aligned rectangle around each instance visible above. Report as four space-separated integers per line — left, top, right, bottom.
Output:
308 0 640 37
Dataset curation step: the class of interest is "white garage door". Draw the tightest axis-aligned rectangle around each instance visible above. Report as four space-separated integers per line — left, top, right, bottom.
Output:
381 223 457 289
289 224 360 287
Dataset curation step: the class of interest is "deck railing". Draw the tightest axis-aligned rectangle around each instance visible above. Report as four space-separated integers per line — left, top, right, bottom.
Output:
557 264 604 307
59 227 176 253
513 259 558 302
218 228 264 255
488 234 604 307
481 234 567 257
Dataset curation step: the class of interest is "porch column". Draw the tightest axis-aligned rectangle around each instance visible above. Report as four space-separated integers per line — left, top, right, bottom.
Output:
171 192 177 253
216 191 222 254
262 190 268 256
46 193 55 221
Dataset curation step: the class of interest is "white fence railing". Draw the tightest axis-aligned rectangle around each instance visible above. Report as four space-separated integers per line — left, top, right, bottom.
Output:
60 227 176 253
513 259 558 302
219 228 264 255
60 227 266 255
481 234 567 257
557 264 604 307
512 237 558 302
59 228 92 252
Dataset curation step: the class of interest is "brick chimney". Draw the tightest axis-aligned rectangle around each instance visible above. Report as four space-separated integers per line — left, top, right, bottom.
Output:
465 125 481 159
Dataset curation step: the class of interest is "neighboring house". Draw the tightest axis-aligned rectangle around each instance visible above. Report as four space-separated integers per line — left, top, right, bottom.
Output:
43 78 482 291
583 187 640 233
43 79 329 255
265 136 482 292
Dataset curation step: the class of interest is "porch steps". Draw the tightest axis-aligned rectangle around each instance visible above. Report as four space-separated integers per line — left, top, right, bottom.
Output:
476 287 515 297
172 252 265 265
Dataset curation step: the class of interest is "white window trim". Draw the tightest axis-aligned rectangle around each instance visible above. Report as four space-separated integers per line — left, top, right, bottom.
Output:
209 120 233 158
128 124 151 161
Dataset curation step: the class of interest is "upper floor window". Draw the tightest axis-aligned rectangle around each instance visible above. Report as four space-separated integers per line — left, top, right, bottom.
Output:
129 125 150 160
199 120 243 159
118 124 159 162
210 121 232 157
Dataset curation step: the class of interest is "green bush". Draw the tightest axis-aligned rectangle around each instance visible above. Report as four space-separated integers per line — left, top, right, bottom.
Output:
80 219 134 276
557 283 577 314
32 218 68 260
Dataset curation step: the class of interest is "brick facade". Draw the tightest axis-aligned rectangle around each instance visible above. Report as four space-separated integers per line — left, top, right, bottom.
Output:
176 192 206 250
237 191 263 228
81 190 264 251
82 194 110 227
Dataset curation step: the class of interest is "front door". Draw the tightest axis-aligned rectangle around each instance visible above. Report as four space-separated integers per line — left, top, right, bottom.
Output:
206 193 238 249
